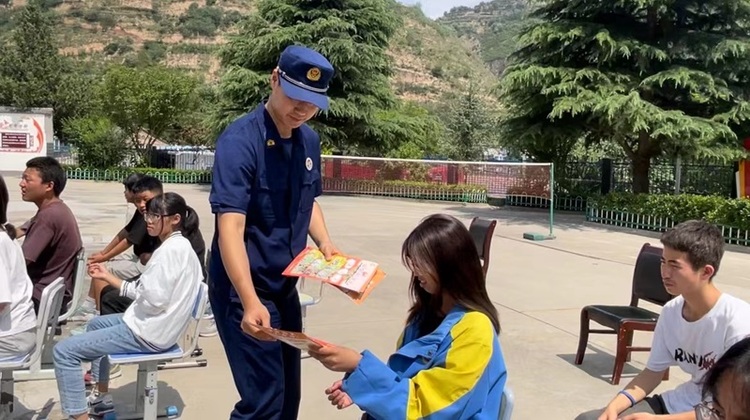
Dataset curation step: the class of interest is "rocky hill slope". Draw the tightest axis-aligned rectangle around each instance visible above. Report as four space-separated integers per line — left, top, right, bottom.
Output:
1 0 499 103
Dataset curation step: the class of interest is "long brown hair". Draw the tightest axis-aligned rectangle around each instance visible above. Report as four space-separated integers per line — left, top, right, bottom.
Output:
402 214 500 336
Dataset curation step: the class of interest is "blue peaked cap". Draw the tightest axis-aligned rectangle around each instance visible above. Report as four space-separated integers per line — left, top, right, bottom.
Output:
277 45 334 110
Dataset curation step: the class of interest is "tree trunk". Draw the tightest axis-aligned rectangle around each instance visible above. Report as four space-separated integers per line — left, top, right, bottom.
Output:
632 154 651 194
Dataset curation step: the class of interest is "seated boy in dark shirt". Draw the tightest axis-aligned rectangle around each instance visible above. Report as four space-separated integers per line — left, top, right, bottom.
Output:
80 175 164 317
17 157 83 314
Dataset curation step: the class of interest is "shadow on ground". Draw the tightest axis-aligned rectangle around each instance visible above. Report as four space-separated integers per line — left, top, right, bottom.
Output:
3 397 54 419
558 349 643 384
108 380 185 417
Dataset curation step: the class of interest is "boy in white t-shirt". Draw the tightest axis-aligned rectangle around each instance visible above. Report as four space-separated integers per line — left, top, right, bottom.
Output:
576 220 750 420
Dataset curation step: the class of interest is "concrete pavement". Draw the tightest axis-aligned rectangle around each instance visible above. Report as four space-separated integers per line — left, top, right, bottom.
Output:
4 178 749 419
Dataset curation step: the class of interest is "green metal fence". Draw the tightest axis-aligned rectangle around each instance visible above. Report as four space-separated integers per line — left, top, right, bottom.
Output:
66 168 212 184
586 205 750 246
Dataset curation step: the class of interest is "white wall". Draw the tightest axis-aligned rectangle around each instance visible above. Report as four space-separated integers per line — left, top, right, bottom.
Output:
0 108 54 172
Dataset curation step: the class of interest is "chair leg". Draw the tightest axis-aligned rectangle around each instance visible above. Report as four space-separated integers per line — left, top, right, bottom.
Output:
0 371 14 415
625 329 634 362
574 309 590 365
300 306 310 360
612 326 629 385
141 362 159 420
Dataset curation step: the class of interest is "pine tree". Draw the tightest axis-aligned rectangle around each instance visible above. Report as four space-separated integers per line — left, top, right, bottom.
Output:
213 0 400 154
0 0 95 137
498 0 750 193
441 85 502 161
0 1 63 110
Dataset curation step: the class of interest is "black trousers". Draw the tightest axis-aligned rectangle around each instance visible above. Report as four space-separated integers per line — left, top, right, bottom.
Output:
209 278 302 420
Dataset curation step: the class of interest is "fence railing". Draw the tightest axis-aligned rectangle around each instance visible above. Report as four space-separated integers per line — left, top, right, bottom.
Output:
320 155 554 199
586 205 750 246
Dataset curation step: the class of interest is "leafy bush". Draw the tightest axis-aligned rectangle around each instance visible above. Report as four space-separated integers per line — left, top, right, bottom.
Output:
40 0 62 10
62 116 128 168
103 41 133 56
589 193 750 230
223 10 243 26
178 3 223 37
143 40 167 62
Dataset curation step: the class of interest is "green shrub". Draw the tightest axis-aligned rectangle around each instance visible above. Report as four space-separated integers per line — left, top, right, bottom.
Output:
178 3 223 38
143 40 167 62
589 193 750 230
62 116 128 169
104 43 131 55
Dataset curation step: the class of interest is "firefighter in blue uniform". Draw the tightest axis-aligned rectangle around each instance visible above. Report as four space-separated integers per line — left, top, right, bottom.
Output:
208 45 340 420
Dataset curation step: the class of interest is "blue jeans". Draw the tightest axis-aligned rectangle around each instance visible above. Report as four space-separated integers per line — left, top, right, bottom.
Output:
53 314 158 416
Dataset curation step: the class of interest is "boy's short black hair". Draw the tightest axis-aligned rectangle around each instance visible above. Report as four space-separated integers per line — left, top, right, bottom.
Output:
131 175 163 195
26 156 66 197
660 220 724 279
122 173 144 192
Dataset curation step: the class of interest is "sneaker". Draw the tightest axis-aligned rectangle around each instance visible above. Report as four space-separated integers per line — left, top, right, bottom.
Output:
199 316 218 337
87 391 114 416
199 303 218 337
69 300 99 322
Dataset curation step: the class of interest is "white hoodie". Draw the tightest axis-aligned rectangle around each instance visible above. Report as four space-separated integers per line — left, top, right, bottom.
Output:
0 230 37 338
120 231 202 350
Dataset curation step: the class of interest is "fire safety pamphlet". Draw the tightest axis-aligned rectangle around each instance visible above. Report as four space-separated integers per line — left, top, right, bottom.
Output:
250 323 329 351
283 246 385 304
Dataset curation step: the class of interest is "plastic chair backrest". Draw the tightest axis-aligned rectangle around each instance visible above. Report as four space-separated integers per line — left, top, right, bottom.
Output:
29 277 66 368
180 283 208 358
59 248 86 322
631 243 672 307
499 386 514 420
469 217 495 261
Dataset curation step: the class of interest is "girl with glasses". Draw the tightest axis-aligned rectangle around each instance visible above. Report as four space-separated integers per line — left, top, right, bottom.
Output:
52 192 204 420
696 336 750 420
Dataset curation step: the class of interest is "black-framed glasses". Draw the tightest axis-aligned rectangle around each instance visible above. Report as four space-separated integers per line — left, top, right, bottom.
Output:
144 212 170 223
695 402 723 420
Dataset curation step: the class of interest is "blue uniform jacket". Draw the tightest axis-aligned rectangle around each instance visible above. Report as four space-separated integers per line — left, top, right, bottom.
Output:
208 103 322 298
342 306 507 420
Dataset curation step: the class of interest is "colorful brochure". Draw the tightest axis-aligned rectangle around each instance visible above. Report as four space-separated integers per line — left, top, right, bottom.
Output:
250 323 329 351
283 246 385 303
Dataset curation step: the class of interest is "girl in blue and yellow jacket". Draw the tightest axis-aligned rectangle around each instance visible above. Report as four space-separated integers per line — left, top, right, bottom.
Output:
310 213 508 420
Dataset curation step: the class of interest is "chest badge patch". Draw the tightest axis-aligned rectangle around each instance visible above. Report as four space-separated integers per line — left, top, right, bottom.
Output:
305 157 313 171
266 139 275 147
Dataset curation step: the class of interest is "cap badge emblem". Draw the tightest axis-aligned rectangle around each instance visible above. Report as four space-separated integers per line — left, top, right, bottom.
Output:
307 67 321 82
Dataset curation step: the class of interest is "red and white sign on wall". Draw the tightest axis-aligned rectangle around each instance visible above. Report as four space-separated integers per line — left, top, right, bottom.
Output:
0 108 53 171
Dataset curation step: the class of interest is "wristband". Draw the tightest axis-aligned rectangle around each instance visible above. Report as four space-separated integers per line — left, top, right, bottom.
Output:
618 390 636 407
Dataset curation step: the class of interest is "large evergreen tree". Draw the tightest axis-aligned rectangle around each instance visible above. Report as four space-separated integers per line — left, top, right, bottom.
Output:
214 0 400 154
0 0 95 137
498 0 750 193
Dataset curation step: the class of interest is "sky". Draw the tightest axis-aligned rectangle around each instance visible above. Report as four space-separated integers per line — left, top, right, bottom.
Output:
397 0 486 19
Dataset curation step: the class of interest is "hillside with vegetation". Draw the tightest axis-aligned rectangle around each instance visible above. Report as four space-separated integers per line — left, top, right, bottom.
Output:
438 0 532 76
0 0 506 163
0 0 496 103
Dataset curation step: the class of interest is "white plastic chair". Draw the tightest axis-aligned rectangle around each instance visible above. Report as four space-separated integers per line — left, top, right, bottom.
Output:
59 248 87 323
14 248 86 382
298 277 323 359
107 282 208 420
0 277 65 417
499 386 515 420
